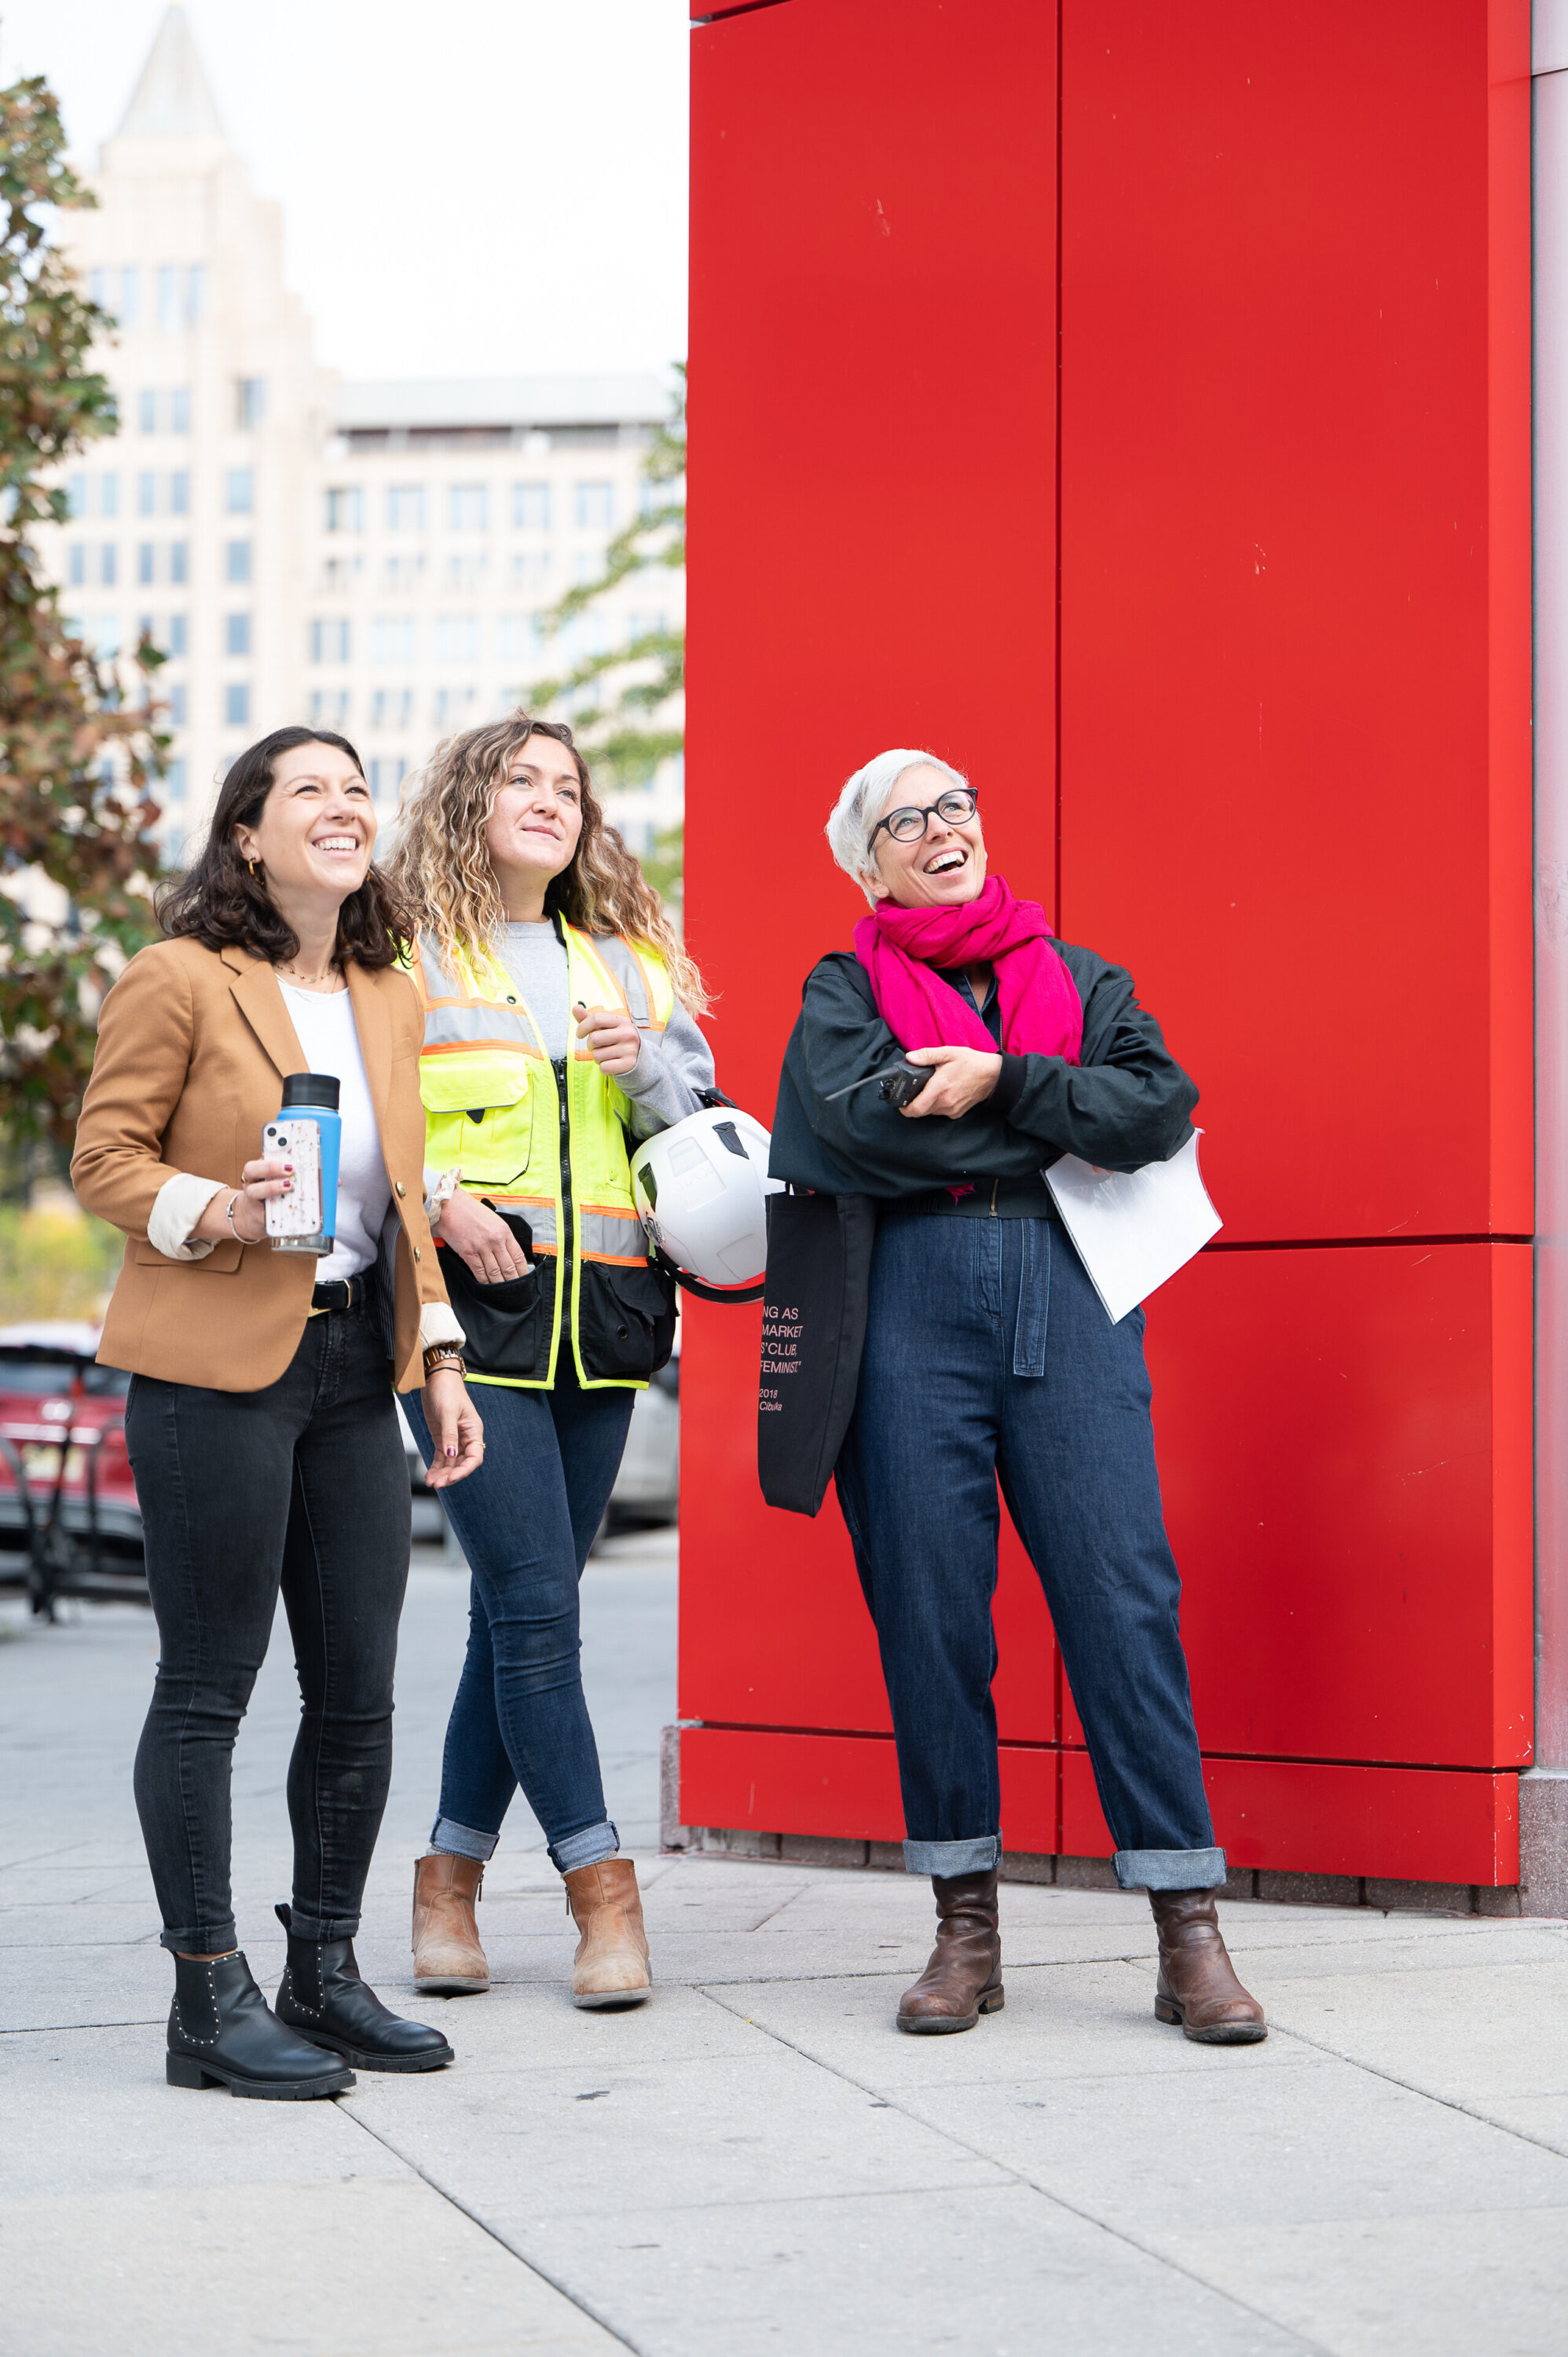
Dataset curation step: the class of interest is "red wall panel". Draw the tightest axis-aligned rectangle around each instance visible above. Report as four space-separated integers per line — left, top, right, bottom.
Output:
1058 0 1532 1246
683 0 1533 1889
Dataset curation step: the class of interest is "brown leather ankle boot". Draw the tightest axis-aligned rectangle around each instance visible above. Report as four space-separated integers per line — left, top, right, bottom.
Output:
563 1857 650 2009
896 1868 1003 2035
1149 1888 1266 2044
411 1853 489 1996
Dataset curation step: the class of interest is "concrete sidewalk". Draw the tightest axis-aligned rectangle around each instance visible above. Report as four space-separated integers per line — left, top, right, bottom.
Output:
4 1550 1568 2356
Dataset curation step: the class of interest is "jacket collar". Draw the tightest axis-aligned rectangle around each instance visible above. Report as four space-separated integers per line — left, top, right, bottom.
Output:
225 948 306 1083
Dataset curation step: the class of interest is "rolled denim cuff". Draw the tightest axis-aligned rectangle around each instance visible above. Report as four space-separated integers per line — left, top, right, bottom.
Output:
286 1908 361 1943
430 1815 500 1864
903 1833 1001 1877
158 1917 238 1956
551 1820 620 1874
1115 1845 1227 1891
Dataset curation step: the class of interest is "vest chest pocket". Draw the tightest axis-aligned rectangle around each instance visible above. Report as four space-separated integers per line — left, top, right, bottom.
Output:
419 1054 533 1186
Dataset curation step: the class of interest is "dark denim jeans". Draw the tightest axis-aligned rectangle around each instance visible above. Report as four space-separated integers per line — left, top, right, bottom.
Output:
834 1213 1223 1892
126 1292 412 1954
402 1361 633 1872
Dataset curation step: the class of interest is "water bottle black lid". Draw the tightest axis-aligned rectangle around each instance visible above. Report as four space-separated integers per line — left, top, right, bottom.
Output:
281 1072 340 1111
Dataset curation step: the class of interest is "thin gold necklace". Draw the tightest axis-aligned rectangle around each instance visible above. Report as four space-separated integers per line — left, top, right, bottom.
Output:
278 959 342 989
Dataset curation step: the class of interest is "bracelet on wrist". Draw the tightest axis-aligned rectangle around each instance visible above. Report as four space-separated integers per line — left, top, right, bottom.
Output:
224 1190 247 1241
423 1347 466 1381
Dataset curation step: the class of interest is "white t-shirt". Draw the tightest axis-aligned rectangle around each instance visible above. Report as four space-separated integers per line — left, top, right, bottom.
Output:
278 984 391 1280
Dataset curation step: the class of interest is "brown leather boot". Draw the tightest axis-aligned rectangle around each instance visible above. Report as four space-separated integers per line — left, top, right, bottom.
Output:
411 1853 489 1996
563 1857 650 2009
896 1868 1003 2035
1150 1889 1266 2044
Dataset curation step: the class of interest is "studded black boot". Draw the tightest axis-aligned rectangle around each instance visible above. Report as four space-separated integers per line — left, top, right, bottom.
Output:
166 1949 354 2099
273 1904 454 2073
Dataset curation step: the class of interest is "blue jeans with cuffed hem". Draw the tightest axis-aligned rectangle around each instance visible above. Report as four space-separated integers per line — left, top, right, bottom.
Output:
834 1214 1222 1891
405 1359 633 1875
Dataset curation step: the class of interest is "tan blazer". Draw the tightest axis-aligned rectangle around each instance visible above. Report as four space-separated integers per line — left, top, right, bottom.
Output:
71 936 452 1394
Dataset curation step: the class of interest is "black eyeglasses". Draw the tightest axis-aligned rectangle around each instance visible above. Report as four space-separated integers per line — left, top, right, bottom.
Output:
868 784 979 849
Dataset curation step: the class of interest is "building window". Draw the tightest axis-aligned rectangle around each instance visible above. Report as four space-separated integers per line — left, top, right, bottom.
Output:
137 471 156 517
137 390 157 434
386 485 426 533
66 471 87 519
225 468 254 515
153 266 203 330
225 682 250 728
100 474 119 519
575 480 614 531
496 614 542 669
309 689 350 726
137 543 155 585
68 545 86 588
512 482 551 531
324 487 363 533
447 484 489 533
90 616 120 659
167 683 188 727
234 377 266 430
168 614 189 658
170 542 189 585
170 387 191 433
370 688 414 728
225 540 252 585
310 618 351 664
225 612 251 657
169 471 190 516
433 613 480 665
370 616 416 667
445 552 488 592
164 757 187 801
369 757 407 801
99 544 118 587
89 266 140 326
156 266 181 334
433 686 477 728
383 552 425 592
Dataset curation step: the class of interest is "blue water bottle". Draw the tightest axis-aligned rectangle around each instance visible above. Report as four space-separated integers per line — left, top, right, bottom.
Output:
264 1072 342 1257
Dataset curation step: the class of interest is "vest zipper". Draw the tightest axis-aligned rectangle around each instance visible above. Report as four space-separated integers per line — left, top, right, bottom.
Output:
552 1053 573 1369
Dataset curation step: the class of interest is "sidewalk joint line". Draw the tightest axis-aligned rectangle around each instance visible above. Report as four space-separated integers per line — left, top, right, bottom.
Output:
694 1985 1332 2357
335 2106 643 2354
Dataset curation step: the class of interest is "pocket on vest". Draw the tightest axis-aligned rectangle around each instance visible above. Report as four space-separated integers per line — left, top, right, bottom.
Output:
438 1213 551 1380
577 1260 676 1381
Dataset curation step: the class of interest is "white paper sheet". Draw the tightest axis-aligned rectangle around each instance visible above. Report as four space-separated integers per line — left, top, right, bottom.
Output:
1044 1130 1221 1322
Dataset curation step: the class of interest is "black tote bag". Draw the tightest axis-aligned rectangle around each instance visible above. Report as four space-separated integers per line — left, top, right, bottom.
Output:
757 1189 878 1517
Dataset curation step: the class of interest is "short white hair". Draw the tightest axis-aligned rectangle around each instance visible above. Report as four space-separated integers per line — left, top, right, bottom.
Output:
825 749 969 905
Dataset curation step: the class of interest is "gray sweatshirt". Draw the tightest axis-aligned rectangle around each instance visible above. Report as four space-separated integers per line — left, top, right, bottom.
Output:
500 920 715 1138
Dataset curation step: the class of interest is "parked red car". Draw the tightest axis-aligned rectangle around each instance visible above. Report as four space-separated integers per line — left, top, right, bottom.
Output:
0 1321 144 1612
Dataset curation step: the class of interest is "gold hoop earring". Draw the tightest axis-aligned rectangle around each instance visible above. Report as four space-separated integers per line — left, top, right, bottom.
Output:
247 859 260 878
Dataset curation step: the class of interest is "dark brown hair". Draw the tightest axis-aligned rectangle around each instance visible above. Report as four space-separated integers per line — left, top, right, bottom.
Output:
159 726 408 970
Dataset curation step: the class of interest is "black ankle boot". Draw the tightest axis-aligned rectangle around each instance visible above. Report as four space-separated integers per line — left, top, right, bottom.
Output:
273 1904 453 2073
167 1949 354 2099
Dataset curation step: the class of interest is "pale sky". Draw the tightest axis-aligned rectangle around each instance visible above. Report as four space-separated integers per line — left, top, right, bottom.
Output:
2 0 691 380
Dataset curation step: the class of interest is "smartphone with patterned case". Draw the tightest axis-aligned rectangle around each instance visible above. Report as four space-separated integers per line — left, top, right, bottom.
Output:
262 1119 324 1244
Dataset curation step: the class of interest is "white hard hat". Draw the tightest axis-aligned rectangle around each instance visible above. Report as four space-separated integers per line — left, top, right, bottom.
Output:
631 1105 782 1300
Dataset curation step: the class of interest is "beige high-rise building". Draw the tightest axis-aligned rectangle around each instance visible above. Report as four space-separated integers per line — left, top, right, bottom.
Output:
43 6 683 863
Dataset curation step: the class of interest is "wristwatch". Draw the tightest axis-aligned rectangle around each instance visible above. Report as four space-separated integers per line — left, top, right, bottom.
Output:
422 1344 467 1381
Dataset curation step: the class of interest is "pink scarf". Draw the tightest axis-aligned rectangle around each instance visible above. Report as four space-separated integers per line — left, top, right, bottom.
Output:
853 874 1083 1065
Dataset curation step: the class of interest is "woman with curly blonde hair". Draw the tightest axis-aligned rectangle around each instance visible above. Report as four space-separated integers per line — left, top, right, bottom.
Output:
390 713 715 2011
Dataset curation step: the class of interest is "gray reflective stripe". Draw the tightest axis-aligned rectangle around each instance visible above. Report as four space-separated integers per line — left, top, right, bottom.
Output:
485 1197 559 1250
589 933 672 1032
422 1004 541 1050
580 1209 647 1261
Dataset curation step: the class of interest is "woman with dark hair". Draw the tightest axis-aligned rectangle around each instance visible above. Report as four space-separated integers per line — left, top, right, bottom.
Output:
72 726 485 2099
388 713 715 2009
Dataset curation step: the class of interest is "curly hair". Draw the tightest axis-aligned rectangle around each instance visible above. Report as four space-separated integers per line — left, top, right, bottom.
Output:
158 727 408 970
390 713 707 1013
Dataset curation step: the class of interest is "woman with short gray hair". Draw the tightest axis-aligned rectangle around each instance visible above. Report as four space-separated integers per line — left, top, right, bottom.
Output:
770 749 1265 2044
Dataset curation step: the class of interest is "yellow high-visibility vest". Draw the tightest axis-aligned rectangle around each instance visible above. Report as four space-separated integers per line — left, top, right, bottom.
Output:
405 922 676 1389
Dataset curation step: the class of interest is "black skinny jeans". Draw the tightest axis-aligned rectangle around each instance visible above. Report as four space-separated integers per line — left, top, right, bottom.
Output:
126 1290 412 1955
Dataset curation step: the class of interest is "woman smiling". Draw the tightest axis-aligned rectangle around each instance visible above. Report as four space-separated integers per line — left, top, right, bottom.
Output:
771 748 1266 2047
71 726 482 2100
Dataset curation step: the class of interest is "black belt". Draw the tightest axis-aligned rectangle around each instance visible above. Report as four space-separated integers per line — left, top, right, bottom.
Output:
888 1177 1061 1222
309 1272 372 1315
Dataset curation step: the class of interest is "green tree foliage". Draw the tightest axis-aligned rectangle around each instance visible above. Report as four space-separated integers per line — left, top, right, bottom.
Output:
0 72 167 1155
529 366 686 903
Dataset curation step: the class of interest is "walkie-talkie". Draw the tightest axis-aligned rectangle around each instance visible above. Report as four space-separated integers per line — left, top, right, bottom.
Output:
824 1059 932 1109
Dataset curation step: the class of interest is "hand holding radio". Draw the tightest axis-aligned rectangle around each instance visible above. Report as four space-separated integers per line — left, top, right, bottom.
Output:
899 1043 1003 1120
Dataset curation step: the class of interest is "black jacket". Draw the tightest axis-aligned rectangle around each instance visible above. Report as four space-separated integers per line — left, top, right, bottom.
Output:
769 940 1198 1199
